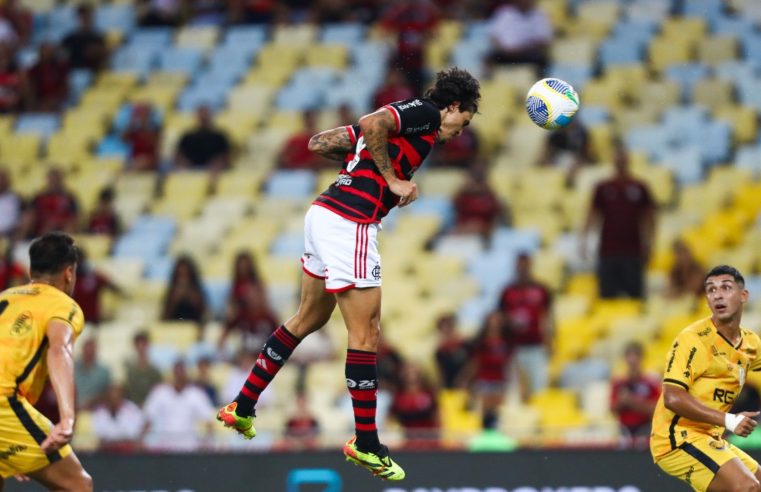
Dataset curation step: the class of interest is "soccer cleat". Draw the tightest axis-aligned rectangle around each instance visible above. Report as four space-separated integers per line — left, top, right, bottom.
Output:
343 436 405 481
216 402 256 440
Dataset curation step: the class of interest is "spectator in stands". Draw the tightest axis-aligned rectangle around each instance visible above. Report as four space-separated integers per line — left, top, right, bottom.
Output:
74 338 112 410
161 255 207 324
277 109 333 170
460 311 512 429
282 392 320 450
434 313 469 389
380 0 440 91
610 341 660 447
219 283 279 352
92 384 144 452
372 67 415 110
62 4 107 71
539 118 591 186
73 249 123 325
430 124 479 168
142 359 215 451
191 0 227 25
0 43 28 113
389 362 439 448
139 0 183 27
377 334 405 392
667 239 705 299
122 103 161 172
124 330 163 407
175 105 231 171
335 103 357 126
24 167 80 238
228 0 278 24
0 0 32 45
194 356 219 406
498 252 553 397
450 162 508 239
486 0 553 75
0 168 22 239
221 349 274 407
28 42 69 112
0 243 25 290
87 187 121 239
581 142 655 299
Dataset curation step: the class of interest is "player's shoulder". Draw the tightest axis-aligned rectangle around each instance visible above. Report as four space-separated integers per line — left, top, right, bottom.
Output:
741 327 761 346
676 318 714 344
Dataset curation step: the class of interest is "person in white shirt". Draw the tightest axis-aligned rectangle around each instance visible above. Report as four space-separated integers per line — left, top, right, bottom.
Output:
92 384 143 452
142 359 215 451
487 0 553 74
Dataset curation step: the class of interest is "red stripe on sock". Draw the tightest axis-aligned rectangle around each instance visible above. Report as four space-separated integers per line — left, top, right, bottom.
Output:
353 407 376 418
274 329 296 350
240 385 258 400
355 423 377 431
349 389 377 401
246 372 268 390
257 357 280 377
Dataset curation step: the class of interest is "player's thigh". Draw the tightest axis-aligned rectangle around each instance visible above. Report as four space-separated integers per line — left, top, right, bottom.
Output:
657 438 746 492
285 272 336 338
335 287 381 350
707 457 759 492
27 452 92 492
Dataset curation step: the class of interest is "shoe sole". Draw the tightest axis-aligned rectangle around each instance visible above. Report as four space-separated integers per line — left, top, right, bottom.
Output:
216 411 256 440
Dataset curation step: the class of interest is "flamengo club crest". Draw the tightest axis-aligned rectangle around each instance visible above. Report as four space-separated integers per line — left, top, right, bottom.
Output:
372 264 381 280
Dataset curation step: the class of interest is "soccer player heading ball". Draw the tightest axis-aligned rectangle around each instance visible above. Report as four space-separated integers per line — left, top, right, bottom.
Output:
217 67 480 481
651 265 761 491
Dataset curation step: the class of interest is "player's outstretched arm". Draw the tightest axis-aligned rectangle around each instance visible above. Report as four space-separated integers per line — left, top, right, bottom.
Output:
663 384 758 437
42 319 77 452
358 108 417 207
308 126 353 161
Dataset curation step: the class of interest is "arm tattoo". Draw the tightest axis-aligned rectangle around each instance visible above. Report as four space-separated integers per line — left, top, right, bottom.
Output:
309 127 352 161
361 112 396 180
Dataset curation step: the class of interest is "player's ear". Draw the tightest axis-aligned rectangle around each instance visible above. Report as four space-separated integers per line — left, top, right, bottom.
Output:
448 101 461 113
741 288 749 304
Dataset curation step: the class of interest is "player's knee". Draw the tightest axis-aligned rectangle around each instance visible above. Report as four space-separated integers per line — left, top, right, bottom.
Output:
75 469 93 492
729 478 761 492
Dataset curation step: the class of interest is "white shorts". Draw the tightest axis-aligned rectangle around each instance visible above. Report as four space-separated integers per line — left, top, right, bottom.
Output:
301 204 382 293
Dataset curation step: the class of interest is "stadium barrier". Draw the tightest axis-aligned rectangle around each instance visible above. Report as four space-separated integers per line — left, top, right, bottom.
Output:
5 448 720 491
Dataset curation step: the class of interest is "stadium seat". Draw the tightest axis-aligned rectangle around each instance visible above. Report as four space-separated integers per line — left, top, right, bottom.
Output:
321 23 365 44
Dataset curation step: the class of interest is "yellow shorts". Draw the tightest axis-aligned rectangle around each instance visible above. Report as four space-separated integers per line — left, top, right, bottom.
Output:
0 396 72 479
655 435 759 492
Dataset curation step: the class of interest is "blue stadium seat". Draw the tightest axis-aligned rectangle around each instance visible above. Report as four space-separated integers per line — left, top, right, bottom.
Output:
612 19 658 45
711 15 756 38
451 41 489 78
681 0 724 18
625 125 672 161
204 281 231 319
270 232 306 258
113 235 167 263
736 145 761 177
693 121 732 164
742 33 761 66
743 276 761 303
224 25 268 48
130 28 174 48
207 47 253 77
177 86 227 112
158 48 204 75
490 227 541 255
111 46 158 76
95 3 136 33
145 256 174 281
598 39 644 67
466 21 490 44
68 69 93 104
275 84 323 111
131 215 177 239
548 64 592 91
714 59 758 84
321 23 365 44
96 135 130 160
45 6 77 41
467 251 515 298
655 146 703 184
665 64 711 101
265 170 316 200
17 46 37 69
16 114 59 139
737 79 761 111
577 105 610 126
408 197 454 227
458 294 498 331
662 105 710 143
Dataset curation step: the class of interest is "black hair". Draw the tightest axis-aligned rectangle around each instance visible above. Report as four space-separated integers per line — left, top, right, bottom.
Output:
29 231 79 277
704 265 745 288
99 186 115 202
424 67 481 114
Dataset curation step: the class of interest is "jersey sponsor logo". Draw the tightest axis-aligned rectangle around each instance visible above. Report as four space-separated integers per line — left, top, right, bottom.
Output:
708 438 727 451
9 287 40 296
266 347 283 362
685 465 695 486
667 342 678 373
0 444 26 460
683 346 697 378
372 263 381 280
698 326 712 337
10 311 32 336
336 175 352 186
346 378 377 390
404 123 431 134
396 99 423 111
713 388 736 404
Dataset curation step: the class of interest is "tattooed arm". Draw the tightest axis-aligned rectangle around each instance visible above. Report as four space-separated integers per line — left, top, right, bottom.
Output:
308 126 353 161
358 108 418 207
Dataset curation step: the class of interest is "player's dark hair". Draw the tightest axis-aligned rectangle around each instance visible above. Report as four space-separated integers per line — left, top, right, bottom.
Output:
29 231 79 277
424 67 481 114
705 265 745 288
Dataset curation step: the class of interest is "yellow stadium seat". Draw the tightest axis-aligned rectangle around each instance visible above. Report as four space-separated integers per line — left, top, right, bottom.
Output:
572 1 620 37
636 165 674 207
19 0 56 12
75 234 112 260
493 66 538 92
538 0 568 31
176 25 219 51
272 24 317 45
148 321 200 350
637 79 681 112
613 105 661 135
692 78 734 111
259 255 301 286
697 36 738 66
532 249 565 291
145 71 189 89
661 17 707 45
0 134 40 162
215 169 265 197
304 43 348 69
550 37 597 66
416 168 467 198
648 37 692 73
714 105 757 145
267 111 303 133
566 273 597 300
163 171 210 200
128 87 178 112
580 78 623 111
95 72 139 90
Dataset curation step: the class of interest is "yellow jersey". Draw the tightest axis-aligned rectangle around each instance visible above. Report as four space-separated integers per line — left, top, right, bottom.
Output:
651 317 761 459
0 283 84 404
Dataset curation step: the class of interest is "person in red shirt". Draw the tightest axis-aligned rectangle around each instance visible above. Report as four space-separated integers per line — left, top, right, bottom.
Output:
498 252 553 397
0 43 28 113
281 392 320 450
372 68 414 110
73 249 123 325
28 42 69 112
87 187 121 239
24 168 80 238
610 341 660 448
122 103 161 171
581 142 656 299
277 110 333 170
461 311 512 429
451 162 508 239
0 0 32 45
389 362 439 449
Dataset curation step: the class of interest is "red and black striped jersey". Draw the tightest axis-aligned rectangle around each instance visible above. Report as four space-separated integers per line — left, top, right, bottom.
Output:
313 98 441 224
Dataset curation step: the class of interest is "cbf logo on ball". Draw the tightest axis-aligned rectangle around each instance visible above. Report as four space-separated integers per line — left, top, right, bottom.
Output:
525 77 580 130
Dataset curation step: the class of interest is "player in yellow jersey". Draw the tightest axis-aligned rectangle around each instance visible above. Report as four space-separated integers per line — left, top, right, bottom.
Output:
0 232 91 491
651 265 761 492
